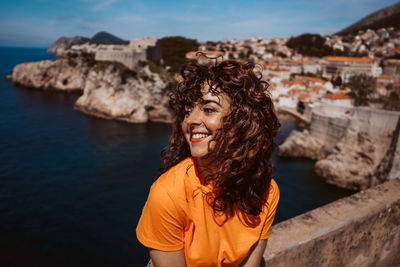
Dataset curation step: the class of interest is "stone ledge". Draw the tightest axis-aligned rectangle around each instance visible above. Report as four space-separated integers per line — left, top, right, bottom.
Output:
264 178 400 267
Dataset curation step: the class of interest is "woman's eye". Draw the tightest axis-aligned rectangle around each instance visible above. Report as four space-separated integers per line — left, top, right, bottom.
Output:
184 108 192 116
204 108 216 114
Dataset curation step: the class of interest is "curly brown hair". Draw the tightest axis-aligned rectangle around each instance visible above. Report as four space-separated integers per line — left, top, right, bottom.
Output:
159 60 280 216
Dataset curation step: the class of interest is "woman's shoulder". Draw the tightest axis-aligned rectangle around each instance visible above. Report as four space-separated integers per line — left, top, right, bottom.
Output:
154 157 195 193
269 179 280 199
270 179 279 194
264 178 280 210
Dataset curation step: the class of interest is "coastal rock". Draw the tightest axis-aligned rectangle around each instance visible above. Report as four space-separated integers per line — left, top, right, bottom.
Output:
11 56 92 91
47 36 90 55
314 132 384 190
10 54 172 123
279 104 399 191
75 63 172 123
278 130 326 160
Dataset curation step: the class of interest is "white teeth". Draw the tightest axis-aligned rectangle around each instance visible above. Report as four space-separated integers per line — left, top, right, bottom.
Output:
192 133 209 139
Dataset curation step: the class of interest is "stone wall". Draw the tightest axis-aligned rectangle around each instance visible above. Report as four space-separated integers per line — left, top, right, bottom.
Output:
263 178 400 267
279 104 400 189
95 46 146 70
310 104 400 150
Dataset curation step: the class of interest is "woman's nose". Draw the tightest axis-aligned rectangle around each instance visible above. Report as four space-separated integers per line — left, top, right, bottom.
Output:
185 107 202 125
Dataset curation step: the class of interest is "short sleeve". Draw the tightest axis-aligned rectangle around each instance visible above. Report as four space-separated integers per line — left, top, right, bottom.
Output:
260 179 280 239
136 182 185 251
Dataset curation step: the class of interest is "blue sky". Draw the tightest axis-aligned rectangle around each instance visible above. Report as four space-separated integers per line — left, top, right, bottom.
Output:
0 0 399 47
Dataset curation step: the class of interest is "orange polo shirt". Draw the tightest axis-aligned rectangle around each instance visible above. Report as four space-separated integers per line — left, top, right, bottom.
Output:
136 157 279 266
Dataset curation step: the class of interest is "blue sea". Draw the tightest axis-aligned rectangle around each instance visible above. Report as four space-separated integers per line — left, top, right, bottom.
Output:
0 47 354 266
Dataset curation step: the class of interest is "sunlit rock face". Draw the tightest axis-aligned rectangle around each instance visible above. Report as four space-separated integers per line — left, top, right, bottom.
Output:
11 57 91 91
314 131 385 190
75 63 172 123
278 105 400 191
10 56 172 123
278 130 327 160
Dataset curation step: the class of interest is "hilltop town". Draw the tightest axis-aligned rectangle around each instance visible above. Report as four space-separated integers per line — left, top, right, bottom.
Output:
185 27 400 112
49 27 400 113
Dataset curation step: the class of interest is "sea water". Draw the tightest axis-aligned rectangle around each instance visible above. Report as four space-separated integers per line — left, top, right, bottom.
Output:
0 47 353 266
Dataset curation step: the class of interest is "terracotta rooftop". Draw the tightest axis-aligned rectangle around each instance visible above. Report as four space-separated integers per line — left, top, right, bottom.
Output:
273 67 289 72
288 79 305 87
303 60 316 64
323 56 372 63
385 59 400 66
312 85 323 91
322 93 351 100
378 75 394 80
186 50 224 57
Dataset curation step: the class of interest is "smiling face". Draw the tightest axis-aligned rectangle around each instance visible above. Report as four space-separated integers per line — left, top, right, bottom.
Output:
181 86 231 159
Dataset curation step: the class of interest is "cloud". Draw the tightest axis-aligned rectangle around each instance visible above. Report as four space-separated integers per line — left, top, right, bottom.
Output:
57 14 79 21
91 0 118 11
2 0 398 46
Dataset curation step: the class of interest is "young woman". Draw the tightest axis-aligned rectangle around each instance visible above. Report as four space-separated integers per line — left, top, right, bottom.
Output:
136 59 280 267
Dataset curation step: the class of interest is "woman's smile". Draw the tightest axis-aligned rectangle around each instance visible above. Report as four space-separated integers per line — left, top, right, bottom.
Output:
191 132 211 143
181 85 231 159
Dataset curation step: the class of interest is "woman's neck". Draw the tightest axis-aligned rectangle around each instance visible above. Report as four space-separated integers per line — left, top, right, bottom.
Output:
194 157 215 184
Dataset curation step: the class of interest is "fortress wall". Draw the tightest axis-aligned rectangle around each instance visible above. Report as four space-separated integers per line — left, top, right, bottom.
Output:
309 111 350 149
351 107 399 136
95 50 146 70
312 103 352 115
310 105 399 150
263 178 400 267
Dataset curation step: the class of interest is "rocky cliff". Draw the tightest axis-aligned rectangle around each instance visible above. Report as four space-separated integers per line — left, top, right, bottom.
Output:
47 36 90 55
75 62 171 123
10 55 172 123
278 130 327 160
314 131 386 190
279 105 400 190
11 55 92 91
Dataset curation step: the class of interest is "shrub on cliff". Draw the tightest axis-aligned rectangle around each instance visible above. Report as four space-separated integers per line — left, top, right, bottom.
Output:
347 74 376 106
160 36 199 74
63 51 95 68
92 61 137 84
286 33 334 57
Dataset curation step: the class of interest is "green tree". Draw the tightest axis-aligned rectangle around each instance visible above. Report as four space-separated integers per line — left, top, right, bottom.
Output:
286 33 334 57
332 76 342 87
347 73 376 106
160 36 199 74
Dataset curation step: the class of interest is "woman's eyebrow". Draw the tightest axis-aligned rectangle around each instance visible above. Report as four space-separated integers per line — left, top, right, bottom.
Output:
200 99 222 107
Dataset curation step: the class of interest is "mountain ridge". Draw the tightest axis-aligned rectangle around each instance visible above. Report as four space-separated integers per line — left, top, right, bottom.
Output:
47 31 128 54
336 1 400 35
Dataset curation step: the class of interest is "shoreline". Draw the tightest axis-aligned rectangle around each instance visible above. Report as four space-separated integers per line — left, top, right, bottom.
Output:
278 104 400 190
